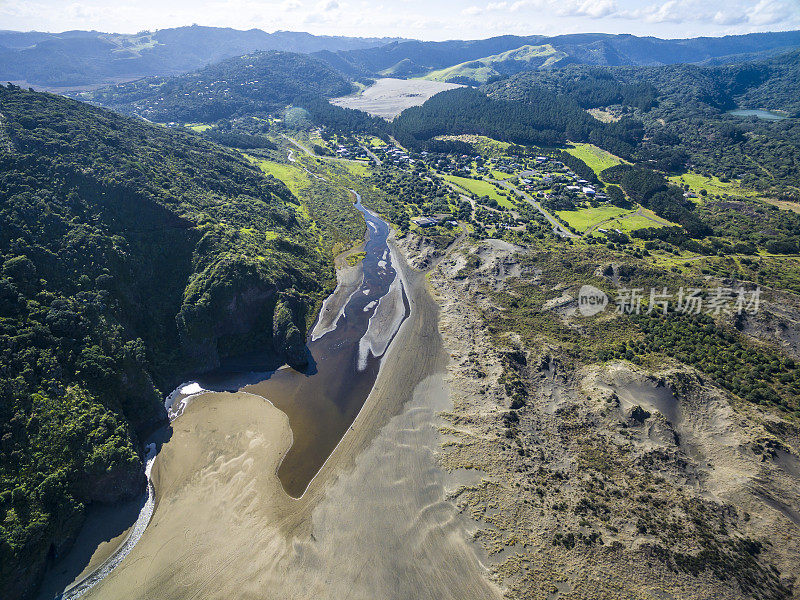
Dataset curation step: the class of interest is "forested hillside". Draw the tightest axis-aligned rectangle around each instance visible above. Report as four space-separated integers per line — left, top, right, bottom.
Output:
391 87 643 156
484 50 800 195
84 50 355 123
0 85 343 600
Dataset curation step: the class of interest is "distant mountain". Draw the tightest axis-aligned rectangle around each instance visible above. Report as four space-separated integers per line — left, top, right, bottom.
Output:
313 35 543 77
422 44 569 84
83 50 355 122
315 30 800 77
485 48 800 116
0 25 404 88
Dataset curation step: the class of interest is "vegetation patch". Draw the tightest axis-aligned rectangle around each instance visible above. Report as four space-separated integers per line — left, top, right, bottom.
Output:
556 206 631 233
565 143 626 178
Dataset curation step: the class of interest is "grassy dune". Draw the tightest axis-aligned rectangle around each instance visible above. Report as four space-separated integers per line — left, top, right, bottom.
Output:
422 44 566 84
565 143 627 178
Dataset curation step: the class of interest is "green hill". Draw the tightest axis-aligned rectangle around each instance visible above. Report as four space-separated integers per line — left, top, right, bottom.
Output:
422 44 568 84
315 30 800 77
0 26 402 88
83 50 356 123
380 58 424 77
0 85 356 600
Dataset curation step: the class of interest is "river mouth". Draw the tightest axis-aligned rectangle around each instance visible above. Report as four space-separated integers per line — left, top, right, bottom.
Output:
42 194 405 599
184 194 408 497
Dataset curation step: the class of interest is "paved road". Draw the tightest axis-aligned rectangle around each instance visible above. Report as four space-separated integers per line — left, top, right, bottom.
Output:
360 145 382 166
283 134 380 168
494 178 577 238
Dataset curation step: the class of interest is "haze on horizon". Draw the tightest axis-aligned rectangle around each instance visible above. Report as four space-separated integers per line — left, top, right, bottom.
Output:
1 0 799 41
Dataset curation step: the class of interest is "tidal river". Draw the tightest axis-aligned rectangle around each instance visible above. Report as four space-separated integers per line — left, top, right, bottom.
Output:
185 190 409 497
52 191 408 599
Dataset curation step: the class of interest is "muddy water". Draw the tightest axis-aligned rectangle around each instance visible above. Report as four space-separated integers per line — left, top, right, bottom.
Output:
196 193 408 497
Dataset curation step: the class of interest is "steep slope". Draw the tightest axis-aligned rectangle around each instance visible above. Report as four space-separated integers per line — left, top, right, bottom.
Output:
422 44 569 84
83 50 355 123
0 25 403 89
0 85 351 600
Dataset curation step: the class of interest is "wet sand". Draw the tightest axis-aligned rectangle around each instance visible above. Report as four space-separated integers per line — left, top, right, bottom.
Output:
85 236 501 600
34 498 143 600
310 249 364 341
330 78 464 120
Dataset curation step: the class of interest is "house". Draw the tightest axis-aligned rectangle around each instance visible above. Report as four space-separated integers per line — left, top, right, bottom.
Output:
583 187 596 196
413 217 438 228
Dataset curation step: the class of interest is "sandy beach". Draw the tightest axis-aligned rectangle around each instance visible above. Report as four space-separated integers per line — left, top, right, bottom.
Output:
84 235 502 600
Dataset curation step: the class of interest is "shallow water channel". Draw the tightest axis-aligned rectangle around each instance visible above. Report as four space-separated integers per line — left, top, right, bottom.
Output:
50 191 408 598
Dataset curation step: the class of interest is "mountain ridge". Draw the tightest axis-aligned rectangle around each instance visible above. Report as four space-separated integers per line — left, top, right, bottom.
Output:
0 25 405 89
315 30 800 77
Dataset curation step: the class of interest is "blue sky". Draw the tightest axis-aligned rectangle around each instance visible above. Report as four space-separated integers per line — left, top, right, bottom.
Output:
1 0 798 40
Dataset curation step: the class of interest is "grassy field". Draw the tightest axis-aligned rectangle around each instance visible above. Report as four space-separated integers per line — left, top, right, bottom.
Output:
364 136 387 148
604 212 669 232
565 143 626 178
442 174 514 208
668 172 756 198
247 156 311 196
764 198 800 213
340 161 372 178
186 123 212 132
556 206 631 232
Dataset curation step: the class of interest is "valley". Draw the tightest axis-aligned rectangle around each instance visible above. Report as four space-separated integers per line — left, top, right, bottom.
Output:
2 19 800 600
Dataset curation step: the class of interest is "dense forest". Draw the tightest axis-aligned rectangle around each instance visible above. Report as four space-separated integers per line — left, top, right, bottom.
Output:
484 50 800 195
391 87 643 155
0 85 344 600
84 51 355 123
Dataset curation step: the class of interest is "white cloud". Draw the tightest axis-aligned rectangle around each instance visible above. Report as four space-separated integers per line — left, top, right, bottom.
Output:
713 9 747 25
747 0 792 25
1 0 799 42
577 0 618 18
